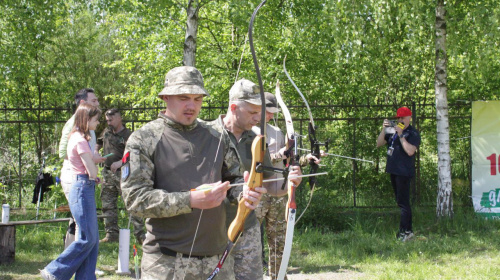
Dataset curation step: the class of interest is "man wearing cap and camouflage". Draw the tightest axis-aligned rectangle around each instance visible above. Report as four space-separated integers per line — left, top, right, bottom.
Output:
253 92 321 279
208 80 302 280
97 108 145 244
376 106 420 242
120 67 266 280
253 92 288 279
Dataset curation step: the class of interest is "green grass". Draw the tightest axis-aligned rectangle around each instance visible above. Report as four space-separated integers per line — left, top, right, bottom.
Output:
287 207 500 279
0 208 140 280
2 207 500 279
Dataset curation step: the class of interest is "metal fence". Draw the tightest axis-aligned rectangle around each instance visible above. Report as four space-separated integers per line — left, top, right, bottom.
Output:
0 100 472 210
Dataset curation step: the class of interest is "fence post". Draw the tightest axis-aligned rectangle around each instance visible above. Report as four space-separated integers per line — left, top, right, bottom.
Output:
18 121 22 208
412 101 418 204
352 118 357 207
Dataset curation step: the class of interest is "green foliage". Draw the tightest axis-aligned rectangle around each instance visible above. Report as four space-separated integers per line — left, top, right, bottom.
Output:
2 207 499 279
287 207 500 279
1 0 500 218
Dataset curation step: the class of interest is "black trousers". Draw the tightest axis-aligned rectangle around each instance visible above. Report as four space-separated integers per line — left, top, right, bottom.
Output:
390 174 412 232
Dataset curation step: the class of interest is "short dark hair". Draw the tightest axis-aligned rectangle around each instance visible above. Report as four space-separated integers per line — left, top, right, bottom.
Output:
74 88 95 107
105 108 121 117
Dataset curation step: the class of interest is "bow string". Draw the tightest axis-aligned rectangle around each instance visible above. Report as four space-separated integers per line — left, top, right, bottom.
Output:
207 1 267 278
275 80 300 280
283 55 329 224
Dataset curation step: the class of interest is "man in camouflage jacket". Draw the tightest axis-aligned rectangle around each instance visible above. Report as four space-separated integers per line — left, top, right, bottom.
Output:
209 79 302 280
120 66 266 280
97 108 145 244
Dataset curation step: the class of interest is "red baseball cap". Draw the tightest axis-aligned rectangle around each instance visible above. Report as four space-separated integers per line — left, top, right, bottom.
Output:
396 107 412 118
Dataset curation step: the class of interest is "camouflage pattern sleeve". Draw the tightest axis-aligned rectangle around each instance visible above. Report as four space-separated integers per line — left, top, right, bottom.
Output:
120 120 192 219
206 117 244 203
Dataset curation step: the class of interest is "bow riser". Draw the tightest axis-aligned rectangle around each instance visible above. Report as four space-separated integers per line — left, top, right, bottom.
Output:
207 1 267 278
227 135 265 241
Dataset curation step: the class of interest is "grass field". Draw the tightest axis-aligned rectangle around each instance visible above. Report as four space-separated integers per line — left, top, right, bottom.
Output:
1 206 499 280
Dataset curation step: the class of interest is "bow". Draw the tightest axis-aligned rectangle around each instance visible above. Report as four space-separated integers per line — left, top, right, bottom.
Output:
206 1 267 279
275 80 300 280
283 55 328 224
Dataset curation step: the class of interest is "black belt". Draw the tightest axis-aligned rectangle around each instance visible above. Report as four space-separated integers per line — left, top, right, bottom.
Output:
160 247 212 260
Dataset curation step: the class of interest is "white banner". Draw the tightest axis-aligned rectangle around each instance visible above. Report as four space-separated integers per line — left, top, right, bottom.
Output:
472 101 500 218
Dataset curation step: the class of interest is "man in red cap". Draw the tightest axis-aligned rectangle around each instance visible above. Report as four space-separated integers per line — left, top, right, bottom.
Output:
376 106 421 241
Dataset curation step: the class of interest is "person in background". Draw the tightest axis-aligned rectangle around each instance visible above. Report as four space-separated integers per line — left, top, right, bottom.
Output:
254 92 320 279
376 106 421 241
97 108 145 244
58 88 105 248
41 103 102 280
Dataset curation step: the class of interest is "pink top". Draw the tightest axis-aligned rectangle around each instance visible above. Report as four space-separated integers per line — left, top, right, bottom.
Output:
67 132 92 175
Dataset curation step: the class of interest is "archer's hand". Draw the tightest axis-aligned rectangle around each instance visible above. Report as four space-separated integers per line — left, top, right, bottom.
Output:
190 181 231 210
289 165 302 186
306 153 321 164
242 171 267 210
278 147 287 159
319 150 327 157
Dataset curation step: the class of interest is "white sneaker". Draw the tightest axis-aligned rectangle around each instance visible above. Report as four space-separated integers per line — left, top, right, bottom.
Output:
40 269 57 280
95 268 105 276
402 231 415 242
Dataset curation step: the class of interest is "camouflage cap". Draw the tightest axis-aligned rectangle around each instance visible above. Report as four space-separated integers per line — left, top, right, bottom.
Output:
229 79 262 106
158 66 209 97
264 92 280 113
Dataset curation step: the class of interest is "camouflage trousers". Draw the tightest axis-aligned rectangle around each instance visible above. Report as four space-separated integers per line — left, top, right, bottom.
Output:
255 194 287 280
101 168 145 240
141 250 235 280
231 220 263 280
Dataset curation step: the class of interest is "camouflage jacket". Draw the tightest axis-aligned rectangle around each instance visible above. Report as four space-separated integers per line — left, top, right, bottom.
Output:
208 115 274 230
97 126 132 168
121 112 241 255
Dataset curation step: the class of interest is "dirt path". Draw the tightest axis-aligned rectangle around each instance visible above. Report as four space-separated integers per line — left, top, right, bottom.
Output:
96 265 365 280
97 270 365 280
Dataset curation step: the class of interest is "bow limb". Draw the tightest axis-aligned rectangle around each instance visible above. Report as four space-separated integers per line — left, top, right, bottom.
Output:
283 55 322 225
275 80 299 280
229 0 268 238
275 80 295 141
207 1 267 279
283 55 315 128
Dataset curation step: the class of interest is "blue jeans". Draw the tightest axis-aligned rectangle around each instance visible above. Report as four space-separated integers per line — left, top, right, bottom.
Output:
44 174 99 280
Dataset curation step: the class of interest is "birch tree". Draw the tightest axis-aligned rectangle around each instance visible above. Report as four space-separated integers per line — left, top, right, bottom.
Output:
183 0 203 67
435 0 453 217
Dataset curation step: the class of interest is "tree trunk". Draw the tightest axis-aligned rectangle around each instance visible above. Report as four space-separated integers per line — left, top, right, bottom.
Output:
183 0 199 67
435 0 453 218
0 225 15 264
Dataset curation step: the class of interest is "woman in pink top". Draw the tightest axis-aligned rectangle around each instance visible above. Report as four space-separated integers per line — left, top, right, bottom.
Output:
41 103 101 280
